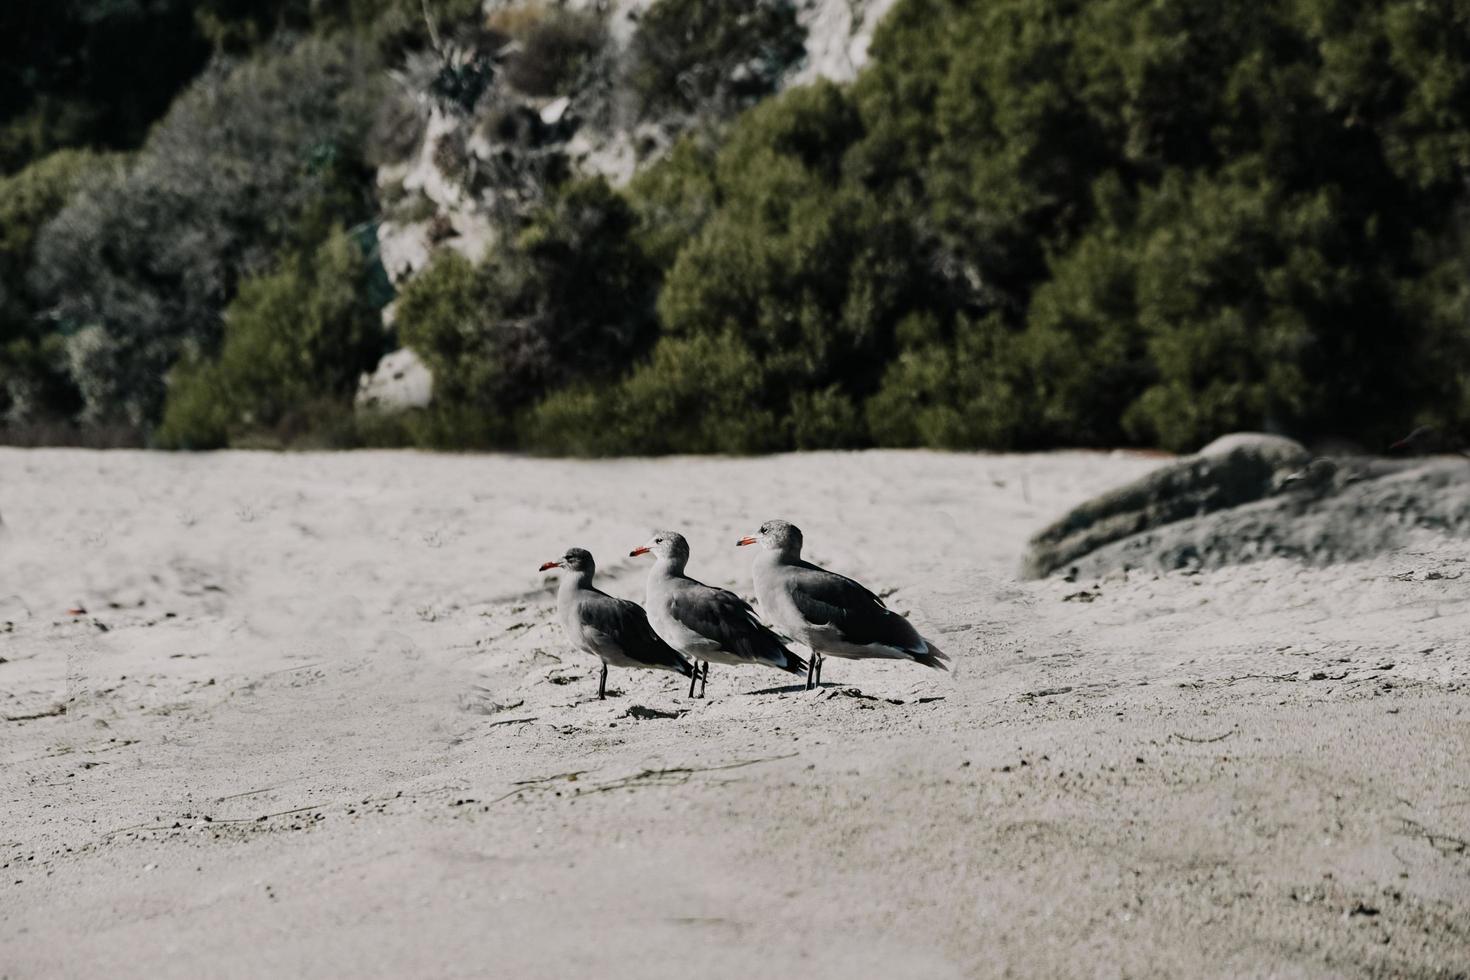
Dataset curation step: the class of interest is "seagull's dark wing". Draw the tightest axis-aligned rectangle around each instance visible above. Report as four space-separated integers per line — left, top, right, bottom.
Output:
584 591 695 676
786 560 926 653
669 581 806 674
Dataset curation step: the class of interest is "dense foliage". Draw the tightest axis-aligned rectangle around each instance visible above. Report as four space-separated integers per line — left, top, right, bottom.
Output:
3 0 1468 453
30 37 383 429
156 229 388 449
0 149 113 429
627 0 807 119
394 178 659 445
523 0 1470 454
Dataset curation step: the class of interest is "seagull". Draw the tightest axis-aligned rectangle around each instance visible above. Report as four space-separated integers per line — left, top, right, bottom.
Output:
539 547 696 700
630 530 807 697
738 520 949 689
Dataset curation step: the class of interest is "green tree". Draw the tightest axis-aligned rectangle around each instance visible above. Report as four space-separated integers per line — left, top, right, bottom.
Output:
527 333 781 455
0 149 113 426
156 229 386 449
31 37 383 429
651 81 946 448
397 178 659 443
627 0 807 119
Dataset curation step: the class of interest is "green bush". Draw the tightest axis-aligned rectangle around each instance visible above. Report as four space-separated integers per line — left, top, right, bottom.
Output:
396 178 658 441
867 314 1031 450
839 0 1470 451
153 359 232 450
650 82 947 447
16 0 1470 453
155 229 386 449
626 135 720 271
526 333 781 455
627 0 807 118
30 37 383 428
1017 194 1150 448
789 386 865 449
0 149 113 426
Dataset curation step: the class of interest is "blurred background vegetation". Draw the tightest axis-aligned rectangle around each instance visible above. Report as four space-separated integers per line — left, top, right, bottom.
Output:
1 0 1467 454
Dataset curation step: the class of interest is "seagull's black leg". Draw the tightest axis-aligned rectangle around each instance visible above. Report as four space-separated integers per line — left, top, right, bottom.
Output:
699 662 709 698
805 654 815 691
815 654 823 687
688 663 698 698
598 662 607 700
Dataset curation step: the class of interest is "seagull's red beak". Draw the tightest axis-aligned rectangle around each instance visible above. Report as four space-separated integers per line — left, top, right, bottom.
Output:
538 560 562 571
736 536 757 547
629 546 651 557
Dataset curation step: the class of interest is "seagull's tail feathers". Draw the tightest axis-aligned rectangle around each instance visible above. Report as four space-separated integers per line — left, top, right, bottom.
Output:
775 646 808 676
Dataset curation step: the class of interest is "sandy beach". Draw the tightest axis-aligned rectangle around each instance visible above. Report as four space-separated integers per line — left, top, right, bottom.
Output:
3 448 1468 978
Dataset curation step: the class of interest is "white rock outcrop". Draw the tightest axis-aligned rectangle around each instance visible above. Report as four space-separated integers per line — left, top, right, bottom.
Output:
356 347 433 412
794 0 901 85
364 0 902 413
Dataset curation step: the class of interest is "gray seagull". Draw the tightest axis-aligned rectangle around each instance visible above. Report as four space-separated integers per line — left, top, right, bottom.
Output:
738 520 949 689
631 530 807 697
540 548 696 700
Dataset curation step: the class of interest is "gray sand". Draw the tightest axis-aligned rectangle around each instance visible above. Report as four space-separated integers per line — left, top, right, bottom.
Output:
2 449 1467 978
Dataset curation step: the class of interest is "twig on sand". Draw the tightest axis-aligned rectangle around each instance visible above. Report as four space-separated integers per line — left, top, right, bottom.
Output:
4 704 66 722
215 786 280 802
102 823 173 838
483 769 590 805
1018 686 1074 701
1169 729 1235 744
212 804 327 824
512 769 590 787
104 805 328 838
262 662 324 678
1176 672 1300 689
1394 816 1469 856
485 716 537 727
578 752 800 796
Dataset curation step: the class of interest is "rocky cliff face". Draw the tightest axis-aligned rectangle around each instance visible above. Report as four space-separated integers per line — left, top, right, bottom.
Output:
358 0 899 411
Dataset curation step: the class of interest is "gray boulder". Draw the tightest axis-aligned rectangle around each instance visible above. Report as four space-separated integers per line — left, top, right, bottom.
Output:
1021 433 1310 579
1023 433 1470 580
1070 459 1470 578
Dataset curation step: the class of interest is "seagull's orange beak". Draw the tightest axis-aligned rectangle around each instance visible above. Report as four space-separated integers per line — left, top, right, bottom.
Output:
736 536 757 547
538 560 562 571
629 546 651 557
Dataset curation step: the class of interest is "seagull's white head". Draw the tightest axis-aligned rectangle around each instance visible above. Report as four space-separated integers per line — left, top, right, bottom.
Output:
630 530 690 566
539 547 595 578
737 520 802 557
